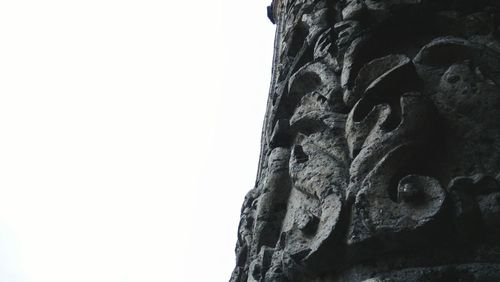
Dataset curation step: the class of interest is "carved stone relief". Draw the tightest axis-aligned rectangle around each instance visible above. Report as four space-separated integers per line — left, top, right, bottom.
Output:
232 1 500 281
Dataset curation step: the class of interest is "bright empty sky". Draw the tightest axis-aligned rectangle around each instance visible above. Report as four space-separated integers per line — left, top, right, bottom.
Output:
0 1 274 281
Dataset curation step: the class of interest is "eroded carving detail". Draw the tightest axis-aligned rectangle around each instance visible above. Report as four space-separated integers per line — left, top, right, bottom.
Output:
232 1 500 281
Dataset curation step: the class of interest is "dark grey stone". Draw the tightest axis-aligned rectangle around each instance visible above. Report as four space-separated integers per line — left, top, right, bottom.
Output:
232 0 500 281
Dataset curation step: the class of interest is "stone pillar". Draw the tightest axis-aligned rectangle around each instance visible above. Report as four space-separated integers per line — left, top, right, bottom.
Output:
232 1 500 281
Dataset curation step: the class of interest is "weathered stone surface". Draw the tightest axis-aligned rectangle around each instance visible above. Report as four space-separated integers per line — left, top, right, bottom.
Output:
232 0 500 281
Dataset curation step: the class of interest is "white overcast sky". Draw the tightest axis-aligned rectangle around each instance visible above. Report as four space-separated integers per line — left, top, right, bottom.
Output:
0 1 274 281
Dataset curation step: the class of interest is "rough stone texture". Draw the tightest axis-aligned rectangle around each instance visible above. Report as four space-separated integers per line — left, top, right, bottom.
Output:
232 0 500 281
